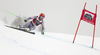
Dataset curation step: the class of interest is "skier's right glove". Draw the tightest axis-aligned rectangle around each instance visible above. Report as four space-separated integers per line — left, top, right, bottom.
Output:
24 19 27 22
41 31 44 35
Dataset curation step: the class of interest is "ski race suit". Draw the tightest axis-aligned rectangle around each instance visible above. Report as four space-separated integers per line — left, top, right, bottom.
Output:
20 16 44 31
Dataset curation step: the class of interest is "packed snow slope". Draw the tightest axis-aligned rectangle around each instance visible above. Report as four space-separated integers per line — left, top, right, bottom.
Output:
0 21 100 55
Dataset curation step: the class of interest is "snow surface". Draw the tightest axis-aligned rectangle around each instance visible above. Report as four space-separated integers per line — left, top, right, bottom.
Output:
0 21 100 55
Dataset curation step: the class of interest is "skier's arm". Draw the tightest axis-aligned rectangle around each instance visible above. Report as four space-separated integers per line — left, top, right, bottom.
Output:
27 16 38 20
41 21 44 35
24 16 38 22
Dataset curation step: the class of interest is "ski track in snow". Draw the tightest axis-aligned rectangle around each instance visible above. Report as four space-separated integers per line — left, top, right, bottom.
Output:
0 21 100 55
0 35 49 55
43 34 100 52
0 30 100 55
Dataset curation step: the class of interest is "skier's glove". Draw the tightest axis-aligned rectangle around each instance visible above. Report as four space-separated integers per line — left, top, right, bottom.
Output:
41 31 44 35
24 19 27 22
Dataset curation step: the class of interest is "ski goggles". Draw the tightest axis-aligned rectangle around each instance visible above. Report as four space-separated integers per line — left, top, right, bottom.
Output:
40 16 44 19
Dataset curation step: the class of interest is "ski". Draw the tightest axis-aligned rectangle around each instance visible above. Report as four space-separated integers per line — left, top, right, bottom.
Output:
5 25 35 34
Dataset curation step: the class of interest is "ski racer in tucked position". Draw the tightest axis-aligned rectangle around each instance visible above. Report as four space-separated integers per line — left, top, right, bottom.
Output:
19 13 45 35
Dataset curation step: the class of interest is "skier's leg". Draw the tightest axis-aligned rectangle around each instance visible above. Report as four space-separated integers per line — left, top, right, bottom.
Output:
29 22 36 31
20 22 30 28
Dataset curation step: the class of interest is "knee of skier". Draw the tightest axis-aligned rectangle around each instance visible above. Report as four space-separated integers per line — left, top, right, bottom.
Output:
29 27 35 30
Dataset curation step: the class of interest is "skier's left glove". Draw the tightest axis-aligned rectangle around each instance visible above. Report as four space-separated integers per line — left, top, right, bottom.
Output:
24 19 27 22
41 31 44 35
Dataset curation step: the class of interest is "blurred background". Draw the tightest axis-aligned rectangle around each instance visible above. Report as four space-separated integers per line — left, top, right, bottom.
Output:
0 0 100 37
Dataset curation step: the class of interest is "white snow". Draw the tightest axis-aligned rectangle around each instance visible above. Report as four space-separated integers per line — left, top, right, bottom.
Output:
0 21 100 55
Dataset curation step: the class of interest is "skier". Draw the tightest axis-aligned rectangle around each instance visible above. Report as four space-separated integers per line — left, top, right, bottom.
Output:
19 13 45 35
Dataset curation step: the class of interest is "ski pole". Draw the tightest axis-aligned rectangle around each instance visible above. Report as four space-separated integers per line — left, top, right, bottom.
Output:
3 9 24 20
